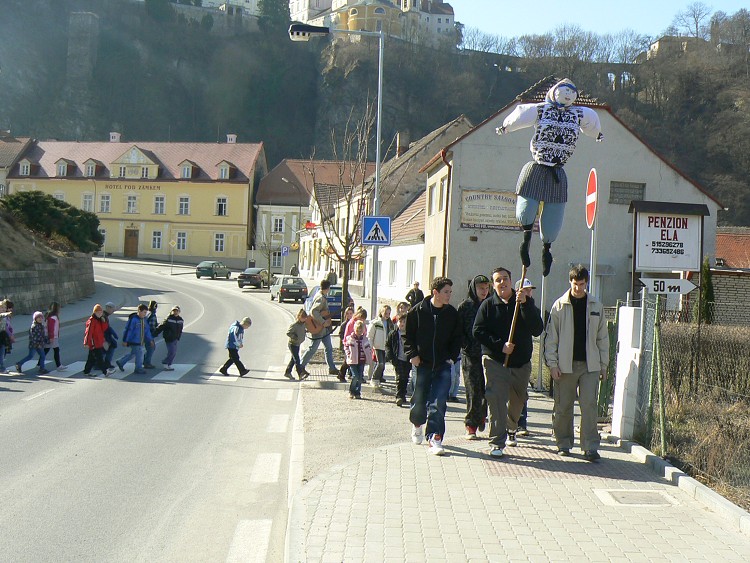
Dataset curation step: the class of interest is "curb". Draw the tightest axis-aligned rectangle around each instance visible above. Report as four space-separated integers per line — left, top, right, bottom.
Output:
604 433 750 537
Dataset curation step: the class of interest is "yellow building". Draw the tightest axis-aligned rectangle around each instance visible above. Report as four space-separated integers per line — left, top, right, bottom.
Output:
6 133 267 268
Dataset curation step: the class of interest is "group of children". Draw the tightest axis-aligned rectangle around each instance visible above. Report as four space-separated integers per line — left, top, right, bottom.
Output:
284 300 413 402
0 299 66 376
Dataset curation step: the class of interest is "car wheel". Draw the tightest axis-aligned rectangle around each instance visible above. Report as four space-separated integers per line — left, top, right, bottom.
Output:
278 295 284 303
226 272 230 279
211 273 217 280
196 274 200 279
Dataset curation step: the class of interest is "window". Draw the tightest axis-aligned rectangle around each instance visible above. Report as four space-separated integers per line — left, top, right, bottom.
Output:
119 166 126 178
273 217 284 233
389 260 397 285
86 164 96 177
429 256 437 282
439 177 446 212
154 195 165 214
176 231 187 251
20 163 30 176
438 17 442 23
178 196 190 215
216 197 227 216
272 251 282 269
377 260 383 284
406 259 416 284
82 193 94 212
152 230 162 249
609 181 645 204
214 233 225 252
375 7 385 14
141 166 149 179
57 163 67 176
53 192 65 201
428 183 436 215
219 166 229 180
182 165 192 179
126 195 137 213
100 194 111 213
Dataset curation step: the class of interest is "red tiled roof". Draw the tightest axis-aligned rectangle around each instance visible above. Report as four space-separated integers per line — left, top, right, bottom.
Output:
10 139 265 182
0 136 32 168
390 190 425 245
716 227 750 269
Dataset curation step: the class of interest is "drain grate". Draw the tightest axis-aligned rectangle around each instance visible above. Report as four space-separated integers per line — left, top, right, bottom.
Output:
594 489 679 507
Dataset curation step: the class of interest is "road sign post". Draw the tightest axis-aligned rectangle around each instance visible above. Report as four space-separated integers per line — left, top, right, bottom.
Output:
586 168 598 297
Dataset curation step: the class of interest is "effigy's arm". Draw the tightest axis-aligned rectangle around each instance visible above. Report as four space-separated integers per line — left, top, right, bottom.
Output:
496 103 538 135
580 107 604 142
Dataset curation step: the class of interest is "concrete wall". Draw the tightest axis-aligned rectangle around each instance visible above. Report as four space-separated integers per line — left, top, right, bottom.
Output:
711 269 750 325
0 254 95 314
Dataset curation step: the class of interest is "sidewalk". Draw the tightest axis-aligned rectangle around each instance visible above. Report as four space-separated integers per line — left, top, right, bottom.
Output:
287 387 750 562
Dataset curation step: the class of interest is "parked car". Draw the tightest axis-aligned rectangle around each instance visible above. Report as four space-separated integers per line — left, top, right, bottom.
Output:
269 276 308 303
237 267 270 289
195 260 231 279
304 284 353 325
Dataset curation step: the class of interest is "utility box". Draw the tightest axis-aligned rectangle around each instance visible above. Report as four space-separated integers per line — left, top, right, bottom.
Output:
612 306 643 440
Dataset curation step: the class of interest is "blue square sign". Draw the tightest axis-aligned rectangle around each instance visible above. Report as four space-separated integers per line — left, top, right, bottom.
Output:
362 216 391 246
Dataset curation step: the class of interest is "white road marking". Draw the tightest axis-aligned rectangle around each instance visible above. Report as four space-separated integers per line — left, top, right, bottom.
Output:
276 389 293 401
209 369 238 382
249 453 281 483
23 389 55 402
225 519 272 563
151 363 194 382
266 414 289 433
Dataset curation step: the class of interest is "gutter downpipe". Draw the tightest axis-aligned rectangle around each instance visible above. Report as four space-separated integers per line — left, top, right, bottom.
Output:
440 149 452 277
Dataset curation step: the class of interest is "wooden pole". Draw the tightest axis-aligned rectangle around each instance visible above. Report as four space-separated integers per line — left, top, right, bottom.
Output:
504 265 527 367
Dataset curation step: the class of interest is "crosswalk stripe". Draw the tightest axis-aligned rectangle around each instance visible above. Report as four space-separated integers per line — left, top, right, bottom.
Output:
276 389 293 401
226 519 272 563
266 414 289 433
249 453 281 483
151 364 194 382
55 361 86 378
209 370 239 382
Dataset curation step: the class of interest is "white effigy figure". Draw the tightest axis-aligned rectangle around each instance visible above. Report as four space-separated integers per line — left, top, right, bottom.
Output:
497 78 603 276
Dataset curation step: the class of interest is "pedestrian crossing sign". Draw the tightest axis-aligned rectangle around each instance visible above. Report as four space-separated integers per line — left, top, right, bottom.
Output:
362 216 391 246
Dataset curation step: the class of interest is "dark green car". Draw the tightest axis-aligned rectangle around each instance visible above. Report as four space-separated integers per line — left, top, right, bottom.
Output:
195 260 231 279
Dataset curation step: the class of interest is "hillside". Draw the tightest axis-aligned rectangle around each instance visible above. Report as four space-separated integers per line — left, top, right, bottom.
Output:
0 210 69 271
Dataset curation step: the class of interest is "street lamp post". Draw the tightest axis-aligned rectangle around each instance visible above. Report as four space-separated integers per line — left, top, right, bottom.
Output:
289 23 384 316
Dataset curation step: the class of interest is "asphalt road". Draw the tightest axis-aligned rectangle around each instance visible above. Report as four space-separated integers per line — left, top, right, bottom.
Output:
0 261 302 562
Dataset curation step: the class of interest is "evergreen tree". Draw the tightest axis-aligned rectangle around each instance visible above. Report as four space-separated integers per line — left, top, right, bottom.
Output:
258 0 290 32
693 256 715 324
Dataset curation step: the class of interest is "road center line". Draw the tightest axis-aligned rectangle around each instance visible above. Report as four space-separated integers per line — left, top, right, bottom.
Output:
23 389 55 402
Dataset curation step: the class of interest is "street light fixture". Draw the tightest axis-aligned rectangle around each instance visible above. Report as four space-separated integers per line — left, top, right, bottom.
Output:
288 23 384 316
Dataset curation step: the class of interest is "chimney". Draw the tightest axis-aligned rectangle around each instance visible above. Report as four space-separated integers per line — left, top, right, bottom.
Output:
227 133 237 144
109 131 121 142
396 131 410 157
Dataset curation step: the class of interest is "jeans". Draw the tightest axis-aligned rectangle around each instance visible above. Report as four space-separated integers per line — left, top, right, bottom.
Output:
163 340 178 366
300 333 336 371
519 403 528 428
409 362 452 440
449 358 461 397
144 341 156 366
17 347 46 371
369 349 386 381
118 344 144 370
516 195 566 244
348 363 364 397
0 345 6 370
286 343 302 376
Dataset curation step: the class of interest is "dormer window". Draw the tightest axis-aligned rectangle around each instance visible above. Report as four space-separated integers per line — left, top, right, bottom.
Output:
219 167 229 180
86 164 96 177
57 163 68 177
182 165 192 179
119 166 126 178
141 166 149 179
20 163 30 176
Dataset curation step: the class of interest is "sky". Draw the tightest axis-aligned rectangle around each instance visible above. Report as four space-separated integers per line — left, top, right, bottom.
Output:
447 1 748 38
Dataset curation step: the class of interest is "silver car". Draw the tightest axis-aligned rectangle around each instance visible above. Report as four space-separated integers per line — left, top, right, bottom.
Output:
269 276 308 303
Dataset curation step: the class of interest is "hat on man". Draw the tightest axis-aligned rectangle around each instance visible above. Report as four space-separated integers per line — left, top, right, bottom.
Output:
105 302 115 309
515 278 536 290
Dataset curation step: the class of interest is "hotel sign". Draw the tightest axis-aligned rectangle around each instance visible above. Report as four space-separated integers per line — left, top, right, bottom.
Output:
104 183 162 191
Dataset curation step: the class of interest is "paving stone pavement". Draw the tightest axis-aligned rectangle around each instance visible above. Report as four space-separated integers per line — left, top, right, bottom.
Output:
287 386 750 562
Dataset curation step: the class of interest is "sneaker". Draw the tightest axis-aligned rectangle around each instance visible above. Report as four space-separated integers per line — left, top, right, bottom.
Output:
517 426 529 436
15 364 22 373
86 372 98 377
283 371 294 379
349 393 357 399
447 396 460 403
411 425 424 445
507 431 517 447
134 369 147 374
0 368 8 374
57 365 68 371
239 369 250 377
116 361 124 372
478 418 486 432
219 369 229 376
143 364 155 369
163 365 175 371
558 448 571 457
328 368 340 375
38 368 50 375
428 435 446 456
299 370 310 381
395 397 404 407
489 447 504 458
465 426 477 440
105 368 115 377
584 450 601 462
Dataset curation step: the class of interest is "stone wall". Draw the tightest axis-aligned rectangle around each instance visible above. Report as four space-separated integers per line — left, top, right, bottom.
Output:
710 269 750 326
0 254 95 314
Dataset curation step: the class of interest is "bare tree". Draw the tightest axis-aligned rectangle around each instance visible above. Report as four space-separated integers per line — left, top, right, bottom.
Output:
671 2 713 38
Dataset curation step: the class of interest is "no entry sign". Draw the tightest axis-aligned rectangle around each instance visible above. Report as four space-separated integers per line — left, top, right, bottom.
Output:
586 168 597 230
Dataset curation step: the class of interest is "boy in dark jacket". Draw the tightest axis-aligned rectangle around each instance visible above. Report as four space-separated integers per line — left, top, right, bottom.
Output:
154 305 184 371
115 304 155 375
473 267 543 458
404 276 462 456
385 313 410 406
457 274 491 439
